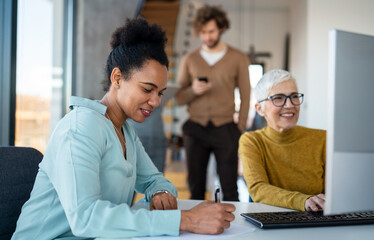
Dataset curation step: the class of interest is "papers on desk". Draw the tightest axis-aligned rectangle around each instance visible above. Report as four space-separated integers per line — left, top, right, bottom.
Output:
132 223 255 240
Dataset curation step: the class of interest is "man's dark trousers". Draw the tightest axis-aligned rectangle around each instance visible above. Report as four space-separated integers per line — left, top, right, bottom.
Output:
182 120 241 201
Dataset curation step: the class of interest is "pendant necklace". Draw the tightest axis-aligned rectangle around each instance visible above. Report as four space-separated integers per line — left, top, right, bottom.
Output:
105 112 126 157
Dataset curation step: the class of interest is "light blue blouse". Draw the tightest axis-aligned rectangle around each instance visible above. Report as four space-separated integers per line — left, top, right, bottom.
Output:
12 97 180 240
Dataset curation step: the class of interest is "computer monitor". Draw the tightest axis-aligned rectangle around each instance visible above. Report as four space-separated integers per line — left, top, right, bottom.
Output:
325 29 374 215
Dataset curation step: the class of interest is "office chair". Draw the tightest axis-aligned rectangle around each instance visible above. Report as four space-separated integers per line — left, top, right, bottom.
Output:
0 146 42 240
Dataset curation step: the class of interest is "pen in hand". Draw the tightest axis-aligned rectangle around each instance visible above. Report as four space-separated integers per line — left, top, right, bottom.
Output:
214 187 221 203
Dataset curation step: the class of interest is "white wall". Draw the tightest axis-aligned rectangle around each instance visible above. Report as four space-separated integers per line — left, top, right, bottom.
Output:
289 0 308 126
290 0 374 129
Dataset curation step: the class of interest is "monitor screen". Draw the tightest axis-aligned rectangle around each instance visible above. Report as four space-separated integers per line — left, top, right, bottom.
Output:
325 29 374 215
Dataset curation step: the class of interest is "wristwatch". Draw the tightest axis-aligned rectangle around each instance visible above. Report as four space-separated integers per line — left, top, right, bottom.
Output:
153 190 169 197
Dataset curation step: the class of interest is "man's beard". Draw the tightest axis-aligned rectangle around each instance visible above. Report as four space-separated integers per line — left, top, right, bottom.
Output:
206 36 220 49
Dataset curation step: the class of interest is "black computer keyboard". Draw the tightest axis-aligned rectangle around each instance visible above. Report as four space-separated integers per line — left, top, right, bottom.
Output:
240 210 374 229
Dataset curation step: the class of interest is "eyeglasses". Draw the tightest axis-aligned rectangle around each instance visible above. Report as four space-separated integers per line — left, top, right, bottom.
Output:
258 93 304 107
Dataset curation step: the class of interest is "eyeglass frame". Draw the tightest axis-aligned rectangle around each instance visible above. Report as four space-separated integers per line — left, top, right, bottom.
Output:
258 93 304 107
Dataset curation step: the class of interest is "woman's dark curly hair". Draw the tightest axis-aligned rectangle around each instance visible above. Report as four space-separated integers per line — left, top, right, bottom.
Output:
191 5 230 36
102 18 169 92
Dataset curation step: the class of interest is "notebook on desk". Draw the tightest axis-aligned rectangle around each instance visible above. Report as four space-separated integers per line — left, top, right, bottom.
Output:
240 210 374 229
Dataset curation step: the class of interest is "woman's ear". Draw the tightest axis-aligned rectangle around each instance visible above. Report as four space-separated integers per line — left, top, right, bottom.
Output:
255 102 265 117
110 67 122 88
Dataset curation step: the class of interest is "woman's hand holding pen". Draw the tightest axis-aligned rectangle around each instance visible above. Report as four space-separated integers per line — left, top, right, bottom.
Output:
150 192 178 210
180 201 236 235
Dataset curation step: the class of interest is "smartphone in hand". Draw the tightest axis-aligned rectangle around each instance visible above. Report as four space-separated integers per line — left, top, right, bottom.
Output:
198 77 208 82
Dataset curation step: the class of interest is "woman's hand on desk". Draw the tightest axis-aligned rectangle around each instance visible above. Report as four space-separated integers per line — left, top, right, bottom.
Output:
305 193 325 211
179 201 236 235
150 192 178 210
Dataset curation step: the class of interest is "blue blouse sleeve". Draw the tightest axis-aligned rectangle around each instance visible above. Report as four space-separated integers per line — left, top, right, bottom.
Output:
46 109 181 238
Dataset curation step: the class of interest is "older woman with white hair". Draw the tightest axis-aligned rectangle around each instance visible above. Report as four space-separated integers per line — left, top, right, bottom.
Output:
239 69 326 211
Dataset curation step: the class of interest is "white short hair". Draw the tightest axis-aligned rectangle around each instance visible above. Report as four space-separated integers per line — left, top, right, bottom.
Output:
254 69 297 102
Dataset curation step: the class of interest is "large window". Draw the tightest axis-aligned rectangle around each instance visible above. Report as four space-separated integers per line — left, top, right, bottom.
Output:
15 0 71 152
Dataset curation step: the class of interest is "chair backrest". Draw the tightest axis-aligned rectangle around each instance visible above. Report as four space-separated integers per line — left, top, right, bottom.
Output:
0 146 42 240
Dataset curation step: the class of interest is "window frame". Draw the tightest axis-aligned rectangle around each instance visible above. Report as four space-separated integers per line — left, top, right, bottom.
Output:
0 0 75 146
0 0 17 146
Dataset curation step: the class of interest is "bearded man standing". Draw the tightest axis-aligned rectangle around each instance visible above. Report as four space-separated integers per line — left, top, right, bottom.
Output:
176 5 250 201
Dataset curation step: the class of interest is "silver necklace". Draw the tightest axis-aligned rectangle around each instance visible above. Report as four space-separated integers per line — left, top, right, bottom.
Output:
105 113 126 149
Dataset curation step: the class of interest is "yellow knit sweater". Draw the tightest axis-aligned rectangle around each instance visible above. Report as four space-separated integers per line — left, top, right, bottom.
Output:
238 126 326 211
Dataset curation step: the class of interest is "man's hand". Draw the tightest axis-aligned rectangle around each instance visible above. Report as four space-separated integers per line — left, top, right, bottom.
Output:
180 201 235 235
150 192 178 210
192 79 212 95
305 193 325 211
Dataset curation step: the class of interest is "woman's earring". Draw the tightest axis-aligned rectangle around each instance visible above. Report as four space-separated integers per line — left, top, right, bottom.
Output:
115 85 119 89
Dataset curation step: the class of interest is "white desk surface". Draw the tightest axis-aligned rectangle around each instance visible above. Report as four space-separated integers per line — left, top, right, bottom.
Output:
97 199 374 240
